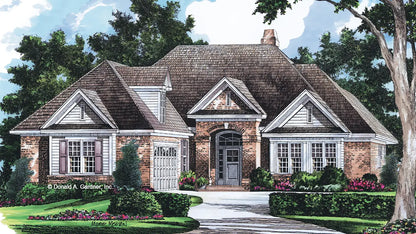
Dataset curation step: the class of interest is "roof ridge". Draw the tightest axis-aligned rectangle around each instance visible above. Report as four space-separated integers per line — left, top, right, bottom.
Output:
107 61 162 130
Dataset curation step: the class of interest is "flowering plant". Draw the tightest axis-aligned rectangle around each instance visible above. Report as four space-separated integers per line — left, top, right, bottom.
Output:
178 171 196 190
274 180 293 191
27 209 164 221
346 178 386 192
363 218 416 233
140 186 155 193
21 197 44 206
0 200 15 207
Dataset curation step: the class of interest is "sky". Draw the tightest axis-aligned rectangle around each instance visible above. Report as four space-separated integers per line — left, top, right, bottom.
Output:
0 0 376 125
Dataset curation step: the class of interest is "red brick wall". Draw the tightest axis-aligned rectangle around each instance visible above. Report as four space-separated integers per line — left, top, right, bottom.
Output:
344 142 376 179
47 175 114 184
21 136 41 183
116 136 151 186
194 120 261 188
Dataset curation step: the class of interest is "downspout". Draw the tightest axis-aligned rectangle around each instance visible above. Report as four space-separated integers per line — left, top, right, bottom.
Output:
208 136 212 186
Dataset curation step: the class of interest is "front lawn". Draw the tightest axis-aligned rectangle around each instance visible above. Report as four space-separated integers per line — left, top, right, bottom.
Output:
1 198 199 233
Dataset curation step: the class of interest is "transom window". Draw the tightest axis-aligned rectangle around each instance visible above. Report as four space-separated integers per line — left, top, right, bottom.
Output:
218 133 242 146
68 140 95 173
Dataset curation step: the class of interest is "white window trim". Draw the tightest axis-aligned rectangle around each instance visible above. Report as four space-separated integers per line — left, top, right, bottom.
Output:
67 139 96 175
271 139 341 174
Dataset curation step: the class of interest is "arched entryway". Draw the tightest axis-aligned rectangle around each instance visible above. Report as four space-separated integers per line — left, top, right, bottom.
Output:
215 131 242 186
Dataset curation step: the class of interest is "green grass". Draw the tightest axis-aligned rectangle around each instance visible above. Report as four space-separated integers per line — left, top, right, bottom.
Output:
344 191 396 196
282 215 387 234
0 198 199 233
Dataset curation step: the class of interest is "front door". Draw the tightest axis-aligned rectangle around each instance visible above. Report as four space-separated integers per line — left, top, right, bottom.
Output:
216 131 242 186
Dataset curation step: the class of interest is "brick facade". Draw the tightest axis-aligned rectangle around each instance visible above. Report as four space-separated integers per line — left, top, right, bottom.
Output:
344 142 383 179
115 135 181 188
205 90 241 110
194 120 261 188
21 136 43 183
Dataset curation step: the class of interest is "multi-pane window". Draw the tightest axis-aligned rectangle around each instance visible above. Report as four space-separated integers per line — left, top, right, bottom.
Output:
277 143 289 173
68 141 95 173
312 143 324 171
291 143 302 173
325 143 337 167
306 105 313 123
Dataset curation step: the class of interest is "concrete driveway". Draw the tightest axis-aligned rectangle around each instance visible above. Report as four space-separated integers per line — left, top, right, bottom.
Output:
174 191 343 234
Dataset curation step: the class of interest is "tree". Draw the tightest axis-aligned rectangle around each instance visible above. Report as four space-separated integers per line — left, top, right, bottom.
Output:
5 157 33 200
113 140 142 189
254 0 416 221
293 29 402 156
88 0 207 66
0 30 94 186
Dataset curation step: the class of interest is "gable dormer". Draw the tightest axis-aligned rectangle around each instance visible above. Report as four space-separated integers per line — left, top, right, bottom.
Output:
188 77 266 118
116 66 171 123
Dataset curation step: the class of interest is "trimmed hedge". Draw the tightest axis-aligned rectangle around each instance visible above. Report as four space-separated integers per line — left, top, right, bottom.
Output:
269 192 394 219
153 192 191 217
107 190 161 216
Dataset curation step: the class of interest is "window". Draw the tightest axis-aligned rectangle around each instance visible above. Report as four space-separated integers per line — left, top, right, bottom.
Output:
277 143 289 173
291 143 302 173
312 143 324 171
181 140 189 172
325 143 337 167
312 143 337 171
68 140 95 173
377 144 386 168
225 91 231 106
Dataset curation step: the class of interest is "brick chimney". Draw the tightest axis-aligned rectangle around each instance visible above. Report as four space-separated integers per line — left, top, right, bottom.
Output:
261 29 279 47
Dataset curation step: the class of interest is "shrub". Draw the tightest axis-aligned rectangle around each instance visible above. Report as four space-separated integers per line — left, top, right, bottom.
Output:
362 173 378 183
322 184 343 192
347 178 385 192
0 187 7 201
81 182 109 200
179 171 196 190
269 192 394 219
113 140 142 189
249 167 274 190
196 177 209 187
6 157 34 200
107 190 161 216
318 166 349 187
290 171 322 189
17 183 48 202
380 154 398 186
153 192 191 217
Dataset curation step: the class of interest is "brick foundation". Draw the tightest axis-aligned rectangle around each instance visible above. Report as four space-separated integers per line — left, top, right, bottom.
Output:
47 175 114 184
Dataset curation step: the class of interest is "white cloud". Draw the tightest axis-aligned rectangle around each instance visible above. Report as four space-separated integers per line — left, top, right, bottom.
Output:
335 0 374 33
71 1 114 31
0 0 52 73
186 0 314 49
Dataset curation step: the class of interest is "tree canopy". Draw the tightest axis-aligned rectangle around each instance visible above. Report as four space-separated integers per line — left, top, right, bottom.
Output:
88 0 206 66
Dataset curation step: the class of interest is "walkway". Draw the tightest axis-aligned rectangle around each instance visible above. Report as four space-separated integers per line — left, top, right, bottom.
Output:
174 191 343 234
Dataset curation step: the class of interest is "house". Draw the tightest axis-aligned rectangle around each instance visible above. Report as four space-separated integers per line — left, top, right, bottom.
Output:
11 30 397 190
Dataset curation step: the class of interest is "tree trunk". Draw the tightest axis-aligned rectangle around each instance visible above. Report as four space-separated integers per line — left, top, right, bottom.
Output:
391 123 416 221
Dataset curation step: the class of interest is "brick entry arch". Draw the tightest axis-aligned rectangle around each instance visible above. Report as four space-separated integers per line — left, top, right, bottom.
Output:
215 130 242 186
